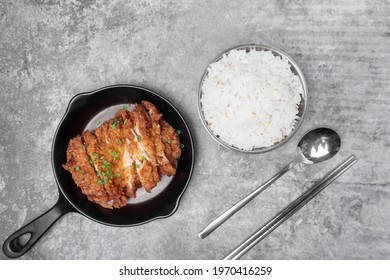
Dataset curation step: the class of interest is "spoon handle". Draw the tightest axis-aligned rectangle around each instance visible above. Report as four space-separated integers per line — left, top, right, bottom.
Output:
224 155 357 260
199 160 296 239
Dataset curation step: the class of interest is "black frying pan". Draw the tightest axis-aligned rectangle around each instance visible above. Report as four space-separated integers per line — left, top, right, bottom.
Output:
2 85 194 258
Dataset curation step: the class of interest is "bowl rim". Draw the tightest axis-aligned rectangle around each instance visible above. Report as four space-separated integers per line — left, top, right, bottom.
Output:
197 43 308 154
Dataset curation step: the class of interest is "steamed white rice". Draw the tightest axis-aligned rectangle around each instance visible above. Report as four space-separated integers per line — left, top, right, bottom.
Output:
201 48 304 151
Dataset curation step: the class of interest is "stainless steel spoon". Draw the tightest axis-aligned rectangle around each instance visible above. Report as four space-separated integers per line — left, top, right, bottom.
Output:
199 127 341 239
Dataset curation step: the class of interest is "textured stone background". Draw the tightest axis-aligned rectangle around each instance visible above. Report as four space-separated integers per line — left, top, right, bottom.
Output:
0 0 389 260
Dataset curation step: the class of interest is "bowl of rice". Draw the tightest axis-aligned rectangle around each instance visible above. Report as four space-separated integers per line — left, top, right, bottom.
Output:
198 44 307 153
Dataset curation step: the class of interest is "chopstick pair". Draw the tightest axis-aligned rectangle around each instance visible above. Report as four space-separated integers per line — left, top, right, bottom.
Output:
222 155 358 259
199 155 357 259
223 155 357 259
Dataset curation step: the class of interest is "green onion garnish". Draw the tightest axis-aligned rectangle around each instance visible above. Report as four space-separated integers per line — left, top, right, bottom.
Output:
106 170 113 179
137 135 141 142
177 130 181 135
180 143 185 148
75 166 81 172
110 151 118 161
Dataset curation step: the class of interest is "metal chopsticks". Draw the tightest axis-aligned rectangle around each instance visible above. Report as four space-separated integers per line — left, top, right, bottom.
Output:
224 155 358 260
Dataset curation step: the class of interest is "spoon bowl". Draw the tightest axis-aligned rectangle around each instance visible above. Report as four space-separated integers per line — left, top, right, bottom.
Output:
297 127 341 164
199 127 341 239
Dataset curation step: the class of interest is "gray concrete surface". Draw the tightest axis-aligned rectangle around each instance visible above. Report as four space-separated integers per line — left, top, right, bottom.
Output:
0 0 389 260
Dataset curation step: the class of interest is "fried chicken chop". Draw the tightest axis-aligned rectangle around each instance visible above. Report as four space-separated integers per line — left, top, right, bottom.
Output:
62 135 113 208
142 101 178 176
63 101 182 209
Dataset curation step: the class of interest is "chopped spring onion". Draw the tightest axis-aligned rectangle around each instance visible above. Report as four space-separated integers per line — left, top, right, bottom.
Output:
110 150 118 161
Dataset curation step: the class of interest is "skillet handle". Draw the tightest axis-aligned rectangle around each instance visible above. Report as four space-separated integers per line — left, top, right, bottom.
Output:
2 192 75 258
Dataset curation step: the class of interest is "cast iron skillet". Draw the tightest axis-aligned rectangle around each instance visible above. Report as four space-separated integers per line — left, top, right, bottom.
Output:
2 85 194 258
